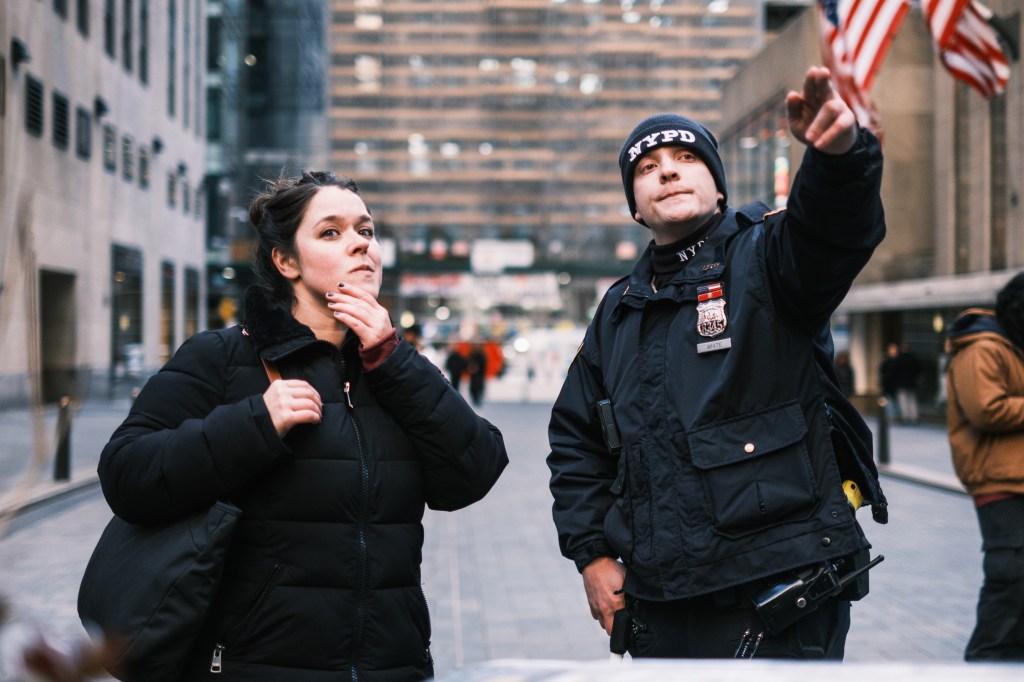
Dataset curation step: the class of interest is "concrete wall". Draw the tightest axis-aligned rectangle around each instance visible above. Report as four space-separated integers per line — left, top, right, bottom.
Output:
0 1 207 404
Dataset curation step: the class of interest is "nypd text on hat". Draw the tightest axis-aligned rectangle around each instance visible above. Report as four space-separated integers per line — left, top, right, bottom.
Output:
628 130 698 163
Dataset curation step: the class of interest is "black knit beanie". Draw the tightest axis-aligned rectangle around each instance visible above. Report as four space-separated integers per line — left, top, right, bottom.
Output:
619 113 727 224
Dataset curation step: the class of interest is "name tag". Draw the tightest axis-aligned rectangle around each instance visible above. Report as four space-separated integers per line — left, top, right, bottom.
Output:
697 338 732 354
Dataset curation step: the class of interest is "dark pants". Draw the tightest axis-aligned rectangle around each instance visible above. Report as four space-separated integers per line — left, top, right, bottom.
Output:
966 495 1024 662
625 592 850 659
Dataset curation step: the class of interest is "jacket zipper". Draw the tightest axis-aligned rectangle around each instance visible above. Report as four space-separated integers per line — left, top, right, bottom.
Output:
209 562 284 673
337 351 370 682
419 583 434 665
350 407 370 681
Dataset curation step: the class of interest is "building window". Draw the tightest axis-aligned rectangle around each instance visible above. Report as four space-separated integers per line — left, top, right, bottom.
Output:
52 92 70 150
184 267 200 339
160 261 176 363
122 0 134 72
111 245 144 381
168 0 176 117
122 135 135 180
206 87 220 141
138 146 150 187
183 0 190 128
77 0 89 36
182 181 190 214
139 0 149 84
193 0 201 134
207 16 220 71
104 0 116 58
25 75 44 137
75 106 91 158
55 0 69 20
193 183 203 219
167 170 177 207
103 124 117 172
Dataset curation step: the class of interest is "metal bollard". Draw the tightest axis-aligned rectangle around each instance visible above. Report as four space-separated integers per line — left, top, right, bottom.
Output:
54 396 72 481
876 396 890 465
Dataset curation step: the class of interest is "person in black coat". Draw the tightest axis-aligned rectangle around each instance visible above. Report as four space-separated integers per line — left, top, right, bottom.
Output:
466 344 488 407
98 171 508 681
444 345 467 393
548 67 887 660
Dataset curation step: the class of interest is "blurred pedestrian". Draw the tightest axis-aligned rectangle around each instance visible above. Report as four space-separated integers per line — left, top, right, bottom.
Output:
893 342 921 424
879 342 899 418
946 272 1024 661
467 343 488 407
445 345 467 393
402 323 424 351
834 351 855 397
97 171 508 679
548 66 888 659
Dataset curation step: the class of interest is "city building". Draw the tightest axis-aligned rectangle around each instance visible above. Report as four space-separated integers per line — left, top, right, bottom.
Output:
328 0 771 337
0 1 207 406
718 2 1022 418
204 0 328 330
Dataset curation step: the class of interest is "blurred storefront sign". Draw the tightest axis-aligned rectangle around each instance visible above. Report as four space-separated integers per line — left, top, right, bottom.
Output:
400 272 562 311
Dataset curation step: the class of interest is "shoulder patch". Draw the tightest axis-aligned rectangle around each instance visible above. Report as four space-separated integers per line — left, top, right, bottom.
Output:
736 200 772 227
572 341 584 363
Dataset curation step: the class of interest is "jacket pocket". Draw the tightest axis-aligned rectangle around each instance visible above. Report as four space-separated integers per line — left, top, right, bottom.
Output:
211 561 285 670
687 402 817 538
604 453 634 562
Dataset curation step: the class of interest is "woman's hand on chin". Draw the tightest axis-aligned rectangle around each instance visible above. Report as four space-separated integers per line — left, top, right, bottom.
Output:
326 283 394 348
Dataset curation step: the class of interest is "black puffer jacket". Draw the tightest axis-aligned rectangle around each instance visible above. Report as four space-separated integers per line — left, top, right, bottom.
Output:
549 128 888 601
99 287 508 680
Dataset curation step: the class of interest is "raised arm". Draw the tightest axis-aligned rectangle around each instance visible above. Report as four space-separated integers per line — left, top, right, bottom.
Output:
763 66 886 330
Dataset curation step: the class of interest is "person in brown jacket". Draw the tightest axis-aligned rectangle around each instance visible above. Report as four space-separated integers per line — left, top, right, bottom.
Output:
946 272 1024 661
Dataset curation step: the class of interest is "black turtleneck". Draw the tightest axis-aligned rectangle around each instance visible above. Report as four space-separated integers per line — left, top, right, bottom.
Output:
650 213 724 289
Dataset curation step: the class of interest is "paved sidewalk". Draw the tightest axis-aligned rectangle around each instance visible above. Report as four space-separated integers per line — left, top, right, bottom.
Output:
0 384 966 522
0 398 131 521
0 379 997 678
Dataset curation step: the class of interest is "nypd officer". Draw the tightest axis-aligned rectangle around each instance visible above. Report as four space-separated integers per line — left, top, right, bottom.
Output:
547 66 888 659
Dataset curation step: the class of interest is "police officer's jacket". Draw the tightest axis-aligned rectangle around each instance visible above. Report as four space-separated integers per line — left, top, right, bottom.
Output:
548 128 889 601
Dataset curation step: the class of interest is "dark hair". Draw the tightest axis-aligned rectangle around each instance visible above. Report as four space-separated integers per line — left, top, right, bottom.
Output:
996 272 1024 350
249 170 361 306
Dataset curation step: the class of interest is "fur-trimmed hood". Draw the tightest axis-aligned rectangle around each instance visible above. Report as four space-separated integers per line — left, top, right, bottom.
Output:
241 285 324 361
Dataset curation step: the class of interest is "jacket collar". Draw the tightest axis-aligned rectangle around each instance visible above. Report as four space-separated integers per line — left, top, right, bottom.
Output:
242 286 324 361
615 208 737 313
947 308 1020 355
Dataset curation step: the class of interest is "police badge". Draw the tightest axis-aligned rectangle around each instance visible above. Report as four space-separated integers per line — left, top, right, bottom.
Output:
696 282 728 339
696 298 727 338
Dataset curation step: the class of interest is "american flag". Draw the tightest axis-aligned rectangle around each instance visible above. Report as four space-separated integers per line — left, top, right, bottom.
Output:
920 0 1011 97
818 0 911 131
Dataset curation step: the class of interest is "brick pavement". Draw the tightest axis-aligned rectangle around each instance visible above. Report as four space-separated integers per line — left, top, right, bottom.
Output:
0 382 1007 678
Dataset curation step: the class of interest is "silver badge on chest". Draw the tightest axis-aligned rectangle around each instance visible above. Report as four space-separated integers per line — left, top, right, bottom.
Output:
696 298 727 338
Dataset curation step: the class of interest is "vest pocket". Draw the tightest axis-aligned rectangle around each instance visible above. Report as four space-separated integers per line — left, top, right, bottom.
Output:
687 402 817 537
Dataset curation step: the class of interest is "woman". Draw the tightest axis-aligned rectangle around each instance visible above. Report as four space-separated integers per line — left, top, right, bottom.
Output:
98 171 508 680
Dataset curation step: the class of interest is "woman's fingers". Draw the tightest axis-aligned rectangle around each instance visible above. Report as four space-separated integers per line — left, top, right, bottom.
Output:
326 285 393 347
263 379 323 437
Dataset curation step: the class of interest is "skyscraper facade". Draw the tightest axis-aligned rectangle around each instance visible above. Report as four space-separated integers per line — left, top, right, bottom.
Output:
329 0 767 327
